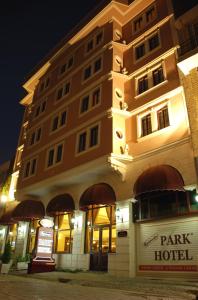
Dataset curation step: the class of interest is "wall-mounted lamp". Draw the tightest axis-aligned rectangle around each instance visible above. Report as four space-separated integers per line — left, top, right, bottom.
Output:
1 194 8 203
195 194 198 203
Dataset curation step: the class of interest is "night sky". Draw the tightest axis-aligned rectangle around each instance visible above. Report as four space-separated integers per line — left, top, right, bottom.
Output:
0 0 197 164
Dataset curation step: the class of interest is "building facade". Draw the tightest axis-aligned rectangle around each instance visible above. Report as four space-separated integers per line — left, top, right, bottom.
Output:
1 0 198 277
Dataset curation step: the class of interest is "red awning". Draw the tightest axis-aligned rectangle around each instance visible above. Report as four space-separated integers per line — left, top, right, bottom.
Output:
0 201 19 224
12 200 45 221
133 165 185 199
79 183 116 208
46 194 75 216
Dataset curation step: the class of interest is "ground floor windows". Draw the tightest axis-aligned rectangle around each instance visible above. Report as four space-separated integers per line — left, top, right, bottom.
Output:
0 226 7 254
54 214 73 253
7 224 17 252
85 205 116 254
28 220 40 253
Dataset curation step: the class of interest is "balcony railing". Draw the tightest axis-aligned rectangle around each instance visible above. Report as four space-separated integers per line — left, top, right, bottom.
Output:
178 35 198 57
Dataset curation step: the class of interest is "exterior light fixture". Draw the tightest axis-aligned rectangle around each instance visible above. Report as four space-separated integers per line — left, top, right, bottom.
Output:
1 194 8 203
195 194 198 202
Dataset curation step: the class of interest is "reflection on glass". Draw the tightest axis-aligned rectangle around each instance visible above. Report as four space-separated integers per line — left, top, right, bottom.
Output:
8 224 17 252
54 213 73 253
101 227 109 253
92 228 99 253
29 219 39 253
0 226 6 254
111 225 116 253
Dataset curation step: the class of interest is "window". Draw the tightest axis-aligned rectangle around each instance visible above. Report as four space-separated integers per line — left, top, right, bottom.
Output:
83 57 102 82
138 75 148 94
24 158 37 178
80 86 101 114
54 214 73 253
85 30 103 54
51 110 67 132
148 34 159 51
59 56 74 75
136 64 165 95
29 220 39 253
138 104 170 138
46 143 64 168
77 124 100 154
134 31 160 61
29 127 42 146
56 81 70 101
39 77 50 93
153 66 164 86
141 114 152 137
132 5 156 33
157 106 169 130
34 100 47 118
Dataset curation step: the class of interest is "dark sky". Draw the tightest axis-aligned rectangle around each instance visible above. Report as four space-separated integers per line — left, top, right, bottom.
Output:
0 0 197 164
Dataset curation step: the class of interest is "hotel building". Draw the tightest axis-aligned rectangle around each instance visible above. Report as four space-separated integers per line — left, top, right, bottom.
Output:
1 0 198 277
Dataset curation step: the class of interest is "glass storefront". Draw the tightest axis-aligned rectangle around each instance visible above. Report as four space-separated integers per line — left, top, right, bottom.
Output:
7 224 17 252
29 219 40 253
54 213 73 253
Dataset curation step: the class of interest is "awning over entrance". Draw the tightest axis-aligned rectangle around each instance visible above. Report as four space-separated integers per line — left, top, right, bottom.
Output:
12 200 45 221
46 194 75 216
133 165 185 199
0 201 19 224
79 183 116 208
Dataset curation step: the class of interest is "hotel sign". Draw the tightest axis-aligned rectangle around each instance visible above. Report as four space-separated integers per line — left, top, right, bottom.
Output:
33 227 54 262
137 217 198 272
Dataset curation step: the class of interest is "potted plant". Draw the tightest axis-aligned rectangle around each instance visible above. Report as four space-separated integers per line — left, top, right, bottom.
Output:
0 241 12 274
16 254 30 270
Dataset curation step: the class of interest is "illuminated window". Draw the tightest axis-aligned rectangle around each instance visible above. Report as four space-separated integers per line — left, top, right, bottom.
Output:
7 224 17 252
29 220 39 253
54 214 73 253
134 31 160 61
83 57 102 82
24 158 37 178
85 205 116 254
0 226 7 254
80 87 101 114
77 124 99 154
46 143 64 168
51 110 67 132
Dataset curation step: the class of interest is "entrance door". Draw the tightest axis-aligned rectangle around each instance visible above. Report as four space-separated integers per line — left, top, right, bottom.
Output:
90 226 110 271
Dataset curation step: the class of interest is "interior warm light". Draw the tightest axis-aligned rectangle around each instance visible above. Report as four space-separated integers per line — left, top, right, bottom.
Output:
1 194 8 203
195 194 198 203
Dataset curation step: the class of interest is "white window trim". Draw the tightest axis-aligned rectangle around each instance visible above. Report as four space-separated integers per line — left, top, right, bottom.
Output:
82 56 103 84
45 142 64 170
132 4 157 34
23 157 38 180
75 122 101 156
137 101 171 141
58 55 74 77
28 126 42 148
50 108 68 134
135 61 167 97
79 85 102 117
15 145 24 167
133 30 161 63
34 98 47 119
55 79 71 103
84 29 104 56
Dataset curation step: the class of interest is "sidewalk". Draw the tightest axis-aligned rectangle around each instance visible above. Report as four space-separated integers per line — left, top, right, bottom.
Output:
11 270 198 299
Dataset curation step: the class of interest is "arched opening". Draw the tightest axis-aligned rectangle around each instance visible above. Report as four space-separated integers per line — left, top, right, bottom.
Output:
46 194 75 254
133 165 196 221
80 183 116 271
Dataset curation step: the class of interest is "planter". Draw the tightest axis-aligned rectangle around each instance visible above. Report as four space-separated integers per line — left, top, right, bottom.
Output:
1 263 11 274
17 262 28 270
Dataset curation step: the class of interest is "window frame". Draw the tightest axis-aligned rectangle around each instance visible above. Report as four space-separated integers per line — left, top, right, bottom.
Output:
46 142 64 169
34 99 47 119
75 123 100 156
55 80 71 102
54 213 74 254
84 29 104 55
132 4 157 34
50 108 68 133
82 56 103 83
79 86 102 116
23 157 38 179
29 127 42 147
59 55 74 76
